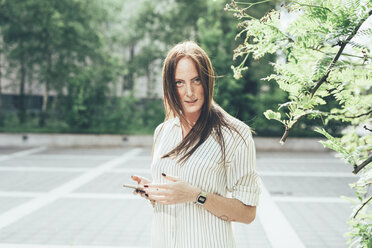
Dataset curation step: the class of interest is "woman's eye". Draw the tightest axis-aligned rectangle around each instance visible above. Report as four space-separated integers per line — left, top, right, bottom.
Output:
175 81 183 86
194 78 201 84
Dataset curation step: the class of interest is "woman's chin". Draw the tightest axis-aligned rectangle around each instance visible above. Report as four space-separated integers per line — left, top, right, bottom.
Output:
183 109 202 119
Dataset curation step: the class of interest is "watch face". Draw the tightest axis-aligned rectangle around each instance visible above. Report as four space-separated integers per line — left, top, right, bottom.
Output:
198 195 207 204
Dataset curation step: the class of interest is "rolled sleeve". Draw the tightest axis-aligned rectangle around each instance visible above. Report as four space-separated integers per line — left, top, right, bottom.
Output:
226 133 262 206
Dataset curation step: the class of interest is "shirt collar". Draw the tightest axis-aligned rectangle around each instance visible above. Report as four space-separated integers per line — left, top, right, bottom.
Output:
173 116 180 127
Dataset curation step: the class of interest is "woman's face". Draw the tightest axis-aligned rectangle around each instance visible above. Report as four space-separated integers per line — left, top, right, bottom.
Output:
174 57 205 123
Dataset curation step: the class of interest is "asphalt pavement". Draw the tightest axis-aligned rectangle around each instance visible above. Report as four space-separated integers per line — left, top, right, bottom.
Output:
0 146 358 248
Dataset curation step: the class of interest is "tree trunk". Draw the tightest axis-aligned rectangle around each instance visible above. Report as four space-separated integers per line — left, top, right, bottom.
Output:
39 51 51 127
0 34 3 126
146 63 152 98
128 43 135 90
123 43 135 92
39 81 49 127
18 53 26 124
144 63 153 126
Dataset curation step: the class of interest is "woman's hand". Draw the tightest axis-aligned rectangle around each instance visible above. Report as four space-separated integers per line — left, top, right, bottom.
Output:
144 173 200 205
131 175 151 197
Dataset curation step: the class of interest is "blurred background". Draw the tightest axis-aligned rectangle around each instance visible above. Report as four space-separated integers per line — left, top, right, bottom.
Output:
0 1 367 248
0 0 345 137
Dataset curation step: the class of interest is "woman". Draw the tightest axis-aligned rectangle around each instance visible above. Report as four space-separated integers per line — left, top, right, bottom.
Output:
131 41 262 248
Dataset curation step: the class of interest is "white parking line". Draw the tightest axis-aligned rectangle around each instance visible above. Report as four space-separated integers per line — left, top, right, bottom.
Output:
0 191 43 198
129 157 151 161
0 191 154 200
111 168 151 173
0 148 142 230
0 190 356 203
273 196 357 203
0 166 89 172
0 167 152 173
0 244 150 248
259 171 357 178
27 155 115 160
0 147 47 162
66 193 139 199
1 165 355 178
258 183 306 248
257 158 342 162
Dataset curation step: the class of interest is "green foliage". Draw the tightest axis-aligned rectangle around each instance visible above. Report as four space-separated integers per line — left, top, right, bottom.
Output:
347 210 372 248
0 0 325 137
263 109 282 123
227 0 372 246
0 0 124 130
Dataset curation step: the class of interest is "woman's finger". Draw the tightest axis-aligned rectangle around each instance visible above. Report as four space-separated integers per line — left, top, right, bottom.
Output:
144 183 169 189
131 175 142 184
145 188 169 196
147 194 167 202
161 173 179 182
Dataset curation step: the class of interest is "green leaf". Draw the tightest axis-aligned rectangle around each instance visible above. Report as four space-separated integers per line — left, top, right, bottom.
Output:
263 110 282 122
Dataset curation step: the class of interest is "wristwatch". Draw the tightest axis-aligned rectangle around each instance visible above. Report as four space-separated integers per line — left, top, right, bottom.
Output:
196 191 207 205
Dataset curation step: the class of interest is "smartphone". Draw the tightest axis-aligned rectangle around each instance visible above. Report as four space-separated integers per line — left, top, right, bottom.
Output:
123 183 146 193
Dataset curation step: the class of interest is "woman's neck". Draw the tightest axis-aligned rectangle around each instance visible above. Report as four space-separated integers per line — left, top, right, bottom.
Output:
184 112 200 125
180 113 200 138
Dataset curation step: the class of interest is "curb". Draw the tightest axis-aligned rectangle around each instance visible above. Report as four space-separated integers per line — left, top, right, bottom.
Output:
0 133 330 152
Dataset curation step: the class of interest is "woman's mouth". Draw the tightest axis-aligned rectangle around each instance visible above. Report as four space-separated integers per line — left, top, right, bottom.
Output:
185 99 197 104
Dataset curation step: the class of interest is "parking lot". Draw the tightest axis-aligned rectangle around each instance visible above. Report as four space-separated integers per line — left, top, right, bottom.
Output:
0 146 358 248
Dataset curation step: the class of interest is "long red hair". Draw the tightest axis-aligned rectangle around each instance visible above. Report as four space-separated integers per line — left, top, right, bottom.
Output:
159 41 243 164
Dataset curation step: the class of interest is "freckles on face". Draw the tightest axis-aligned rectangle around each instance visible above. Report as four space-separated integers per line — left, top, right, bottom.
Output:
174 57 205 119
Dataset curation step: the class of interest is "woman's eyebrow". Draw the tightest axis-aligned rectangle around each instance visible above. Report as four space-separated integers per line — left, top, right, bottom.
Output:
174 75 200 81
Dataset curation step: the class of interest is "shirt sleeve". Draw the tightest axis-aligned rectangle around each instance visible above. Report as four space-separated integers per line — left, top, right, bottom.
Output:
226 132 262 206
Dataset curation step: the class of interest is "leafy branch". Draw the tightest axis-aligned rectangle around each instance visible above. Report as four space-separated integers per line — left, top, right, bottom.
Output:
309 46 372 60
280 109 372 143
228 2 372 247
313 109 372 119
281 9 372 143
353 155 372 174
345 109 372 119
353 195 372 218
285 0 333 13
310 10 372 97
364 125 372 132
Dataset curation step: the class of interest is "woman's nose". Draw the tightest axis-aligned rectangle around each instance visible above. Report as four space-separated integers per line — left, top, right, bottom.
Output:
185 83 194 97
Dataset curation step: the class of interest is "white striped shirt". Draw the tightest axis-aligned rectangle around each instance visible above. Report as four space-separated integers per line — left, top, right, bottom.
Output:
151 116 262 248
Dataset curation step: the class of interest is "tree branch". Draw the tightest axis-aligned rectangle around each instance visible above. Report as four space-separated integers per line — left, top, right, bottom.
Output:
345 109 372 119
309 46 372 60
280 115 305 144
280 9 372 143
285 0 333 13
364 125 372 132
313 109 372 119
280 108 371 144
280 126 291 145
353 155 372 174
235 0 272 6
353 195 372 218
310 10 372 97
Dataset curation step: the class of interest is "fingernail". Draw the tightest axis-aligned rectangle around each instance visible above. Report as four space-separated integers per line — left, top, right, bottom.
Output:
144 185 148 188
162 173 166 177
145 193 149 197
